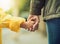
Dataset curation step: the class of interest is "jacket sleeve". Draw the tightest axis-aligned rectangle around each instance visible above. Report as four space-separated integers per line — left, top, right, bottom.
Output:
30 0 45 15
0 10 25 32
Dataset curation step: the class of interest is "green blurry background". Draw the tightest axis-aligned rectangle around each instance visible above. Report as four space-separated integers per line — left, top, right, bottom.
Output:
5 0 30 19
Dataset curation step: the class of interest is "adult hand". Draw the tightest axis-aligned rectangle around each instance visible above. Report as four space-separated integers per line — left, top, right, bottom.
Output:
27 15 40 31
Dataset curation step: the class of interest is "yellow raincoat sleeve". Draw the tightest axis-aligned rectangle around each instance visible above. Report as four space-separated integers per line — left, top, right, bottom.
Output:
0 11 25 32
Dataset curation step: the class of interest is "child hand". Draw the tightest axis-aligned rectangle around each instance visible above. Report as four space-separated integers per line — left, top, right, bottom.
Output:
20 20 34 30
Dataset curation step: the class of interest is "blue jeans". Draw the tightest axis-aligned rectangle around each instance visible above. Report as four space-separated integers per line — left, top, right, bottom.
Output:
46 18 60 44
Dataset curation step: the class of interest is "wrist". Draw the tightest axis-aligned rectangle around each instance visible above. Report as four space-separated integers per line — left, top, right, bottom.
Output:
20 22 27 29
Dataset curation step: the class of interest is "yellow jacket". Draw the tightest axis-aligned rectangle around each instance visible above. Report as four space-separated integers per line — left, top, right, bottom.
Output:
0 9 25 32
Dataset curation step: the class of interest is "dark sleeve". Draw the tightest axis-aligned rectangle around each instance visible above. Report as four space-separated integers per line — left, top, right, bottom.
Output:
30 0 45 15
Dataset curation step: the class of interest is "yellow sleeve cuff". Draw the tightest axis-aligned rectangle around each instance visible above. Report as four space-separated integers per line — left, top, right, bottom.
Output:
9 17 26 32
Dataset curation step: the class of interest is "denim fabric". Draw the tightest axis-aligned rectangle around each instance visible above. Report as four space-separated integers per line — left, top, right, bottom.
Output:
46 18 60 44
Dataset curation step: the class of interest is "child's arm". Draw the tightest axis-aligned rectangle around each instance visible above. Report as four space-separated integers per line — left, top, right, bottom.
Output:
0 15 34 32
0 9 26 32
0 15 26 32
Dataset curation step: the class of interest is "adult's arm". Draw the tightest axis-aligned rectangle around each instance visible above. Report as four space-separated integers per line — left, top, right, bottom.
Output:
30 0 45 15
